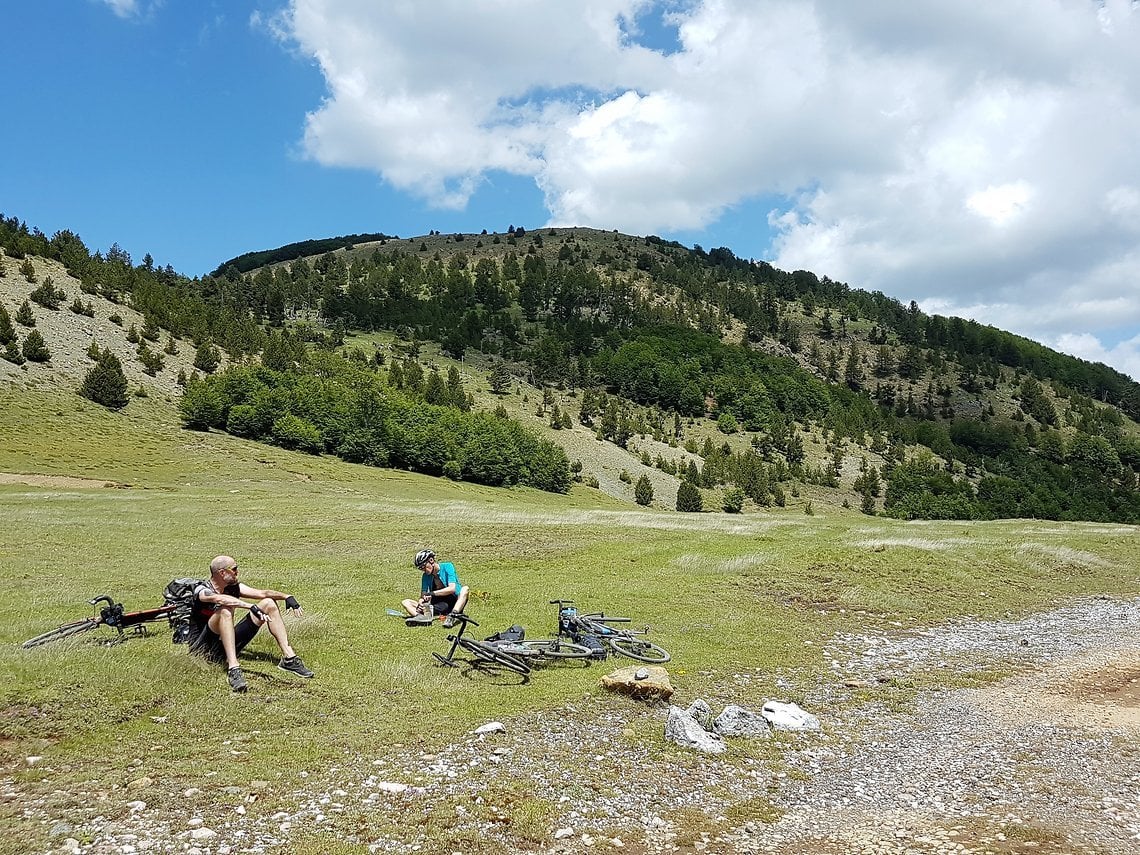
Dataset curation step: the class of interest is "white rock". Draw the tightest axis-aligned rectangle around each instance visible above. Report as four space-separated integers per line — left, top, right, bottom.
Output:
127 800 147 812
554 828 575 839
25 756 43 766
376 781 408 794
189 827 217 841
471 721 506 735
664 706 727 754
761 701 821 732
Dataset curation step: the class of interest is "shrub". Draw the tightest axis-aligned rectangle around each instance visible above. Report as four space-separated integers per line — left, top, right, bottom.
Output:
179 378 224 430
717 412 739 434
226 404 263 438
271 413 323 454
79 350 129 409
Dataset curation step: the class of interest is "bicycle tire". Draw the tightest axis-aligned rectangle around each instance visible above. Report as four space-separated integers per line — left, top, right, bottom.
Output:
608 636 671 663
458 638 532 675
513 639 593 660
22 618 101 649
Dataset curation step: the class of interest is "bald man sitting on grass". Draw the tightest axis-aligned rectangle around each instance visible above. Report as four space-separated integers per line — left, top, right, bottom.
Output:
188 554 313 692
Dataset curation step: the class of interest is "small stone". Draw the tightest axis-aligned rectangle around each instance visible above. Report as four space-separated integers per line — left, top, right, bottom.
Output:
183 788 201 798
471 721 506 735
189 827 217 840
127 776 154 791
127 800 147 812
25 756 43 766
554 828 575 839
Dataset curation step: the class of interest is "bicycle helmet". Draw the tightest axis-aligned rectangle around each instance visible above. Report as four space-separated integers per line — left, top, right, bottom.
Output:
414 549 435 569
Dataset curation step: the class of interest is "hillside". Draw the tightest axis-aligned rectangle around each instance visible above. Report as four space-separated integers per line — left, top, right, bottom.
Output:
3 216 1140 522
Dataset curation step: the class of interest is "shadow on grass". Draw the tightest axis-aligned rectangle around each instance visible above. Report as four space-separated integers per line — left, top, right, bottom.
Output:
431 656 531 686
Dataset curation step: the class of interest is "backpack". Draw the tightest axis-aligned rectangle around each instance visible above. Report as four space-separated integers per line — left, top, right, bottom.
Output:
484 624 526 644
163 577 205 644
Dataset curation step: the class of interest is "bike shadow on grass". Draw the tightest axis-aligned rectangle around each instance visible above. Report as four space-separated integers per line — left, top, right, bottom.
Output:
436 657 531 686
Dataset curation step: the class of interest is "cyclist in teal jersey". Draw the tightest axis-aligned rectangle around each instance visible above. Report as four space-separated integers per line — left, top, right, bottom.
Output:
402 549 470 628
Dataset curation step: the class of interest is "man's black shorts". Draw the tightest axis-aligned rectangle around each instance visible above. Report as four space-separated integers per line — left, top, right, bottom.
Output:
189 614 261 663
431 594 459 615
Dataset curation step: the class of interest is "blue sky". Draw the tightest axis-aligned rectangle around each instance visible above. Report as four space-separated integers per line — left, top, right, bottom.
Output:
4 1 1140 380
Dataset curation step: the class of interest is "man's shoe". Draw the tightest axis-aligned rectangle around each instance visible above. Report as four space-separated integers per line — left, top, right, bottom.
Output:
405 613 433 627
228 666 248 693
442 613 461 629
278 655 314 679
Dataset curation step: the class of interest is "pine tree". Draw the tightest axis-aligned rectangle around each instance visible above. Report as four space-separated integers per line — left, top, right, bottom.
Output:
79 350 129 409
193 340 220 373
424 369 446 404
634 474 654 506
2 339 25 365
676 480 703 512
0 304 15 345
21 329 50 362
15 300 35 327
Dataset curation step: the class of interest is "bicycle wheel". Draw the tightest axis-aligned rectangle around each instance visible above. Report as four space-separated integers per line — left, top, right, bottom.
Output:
608 636 671 663
22 618 101 649
513 639 593 660
459 638 532 675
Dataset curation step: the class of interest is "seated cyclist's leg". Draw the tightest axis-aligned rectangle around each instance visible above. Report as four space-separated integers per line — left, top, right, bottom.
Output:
432 593 460 615
401 597 422 617
251 597 297 659
192 607 262 670
453 585 469 615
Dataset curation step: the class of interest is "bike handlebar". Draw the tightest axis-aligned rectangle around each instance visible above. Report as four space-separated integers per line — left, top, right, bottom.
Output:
88 595 115 608
549 599 575 606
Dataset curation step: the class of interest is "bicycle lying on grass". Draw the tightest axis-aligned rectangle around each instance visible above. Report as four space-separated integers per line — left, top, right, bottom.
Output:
484 628 594 665
431 613 532 676
22 596 176 649
551 599 671 663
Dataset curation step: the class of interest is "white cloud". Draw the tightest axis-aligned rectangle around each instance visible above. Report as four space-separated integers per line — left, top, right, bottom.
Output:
100 0 139 17
275 0 1140 379
97 0 164 20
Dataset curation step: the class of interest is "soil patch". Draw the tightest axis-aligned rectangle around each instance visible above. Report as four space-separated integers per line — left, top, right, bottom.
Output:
0 472 117 489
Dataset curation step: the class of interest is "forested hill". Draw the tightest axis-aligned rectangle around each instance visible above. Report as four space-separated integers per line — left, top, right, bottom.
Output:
2 213 1139 522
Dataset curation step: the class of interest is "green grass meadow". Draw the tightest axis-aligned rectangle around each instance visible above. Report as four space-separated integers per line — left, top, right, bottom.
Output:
2 386 1139 852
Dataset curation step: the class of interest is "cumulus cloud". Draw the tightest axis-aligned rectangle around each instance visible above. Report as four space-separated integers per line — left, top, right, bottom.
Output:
274 0 1140 379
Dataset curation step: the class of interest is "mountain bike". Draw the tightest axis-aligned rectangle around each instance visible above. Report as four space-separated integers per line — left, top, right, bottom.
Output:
431 613 531 676
550 599 671 663
22 595 176 649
